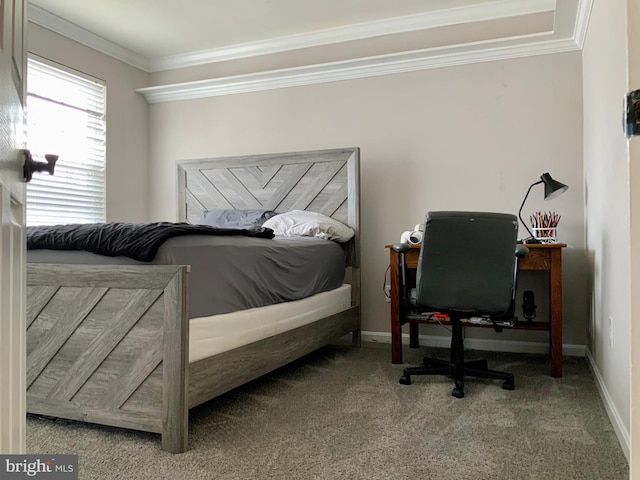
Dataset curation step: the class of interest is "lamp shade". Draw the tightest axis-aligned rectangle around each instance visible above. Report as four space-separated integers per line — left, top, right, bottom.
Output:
541 173 568 200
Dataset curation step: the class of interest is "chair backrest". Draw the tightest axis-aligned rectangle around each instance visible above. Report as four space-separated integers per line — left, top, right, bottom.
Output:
415 211 519 317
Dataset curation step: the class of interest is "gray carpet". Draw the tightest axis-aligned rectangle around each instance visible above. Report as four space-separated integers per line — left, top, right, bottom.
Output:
27 342 628 479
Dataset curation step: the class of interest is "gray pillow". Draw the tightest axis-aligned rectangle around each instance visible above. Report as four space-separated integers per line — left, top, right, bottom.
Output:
198 209 277 229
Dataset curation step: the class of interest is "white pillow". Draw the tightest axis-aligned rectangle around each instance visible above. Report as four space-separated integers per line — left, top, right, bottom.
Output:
262 210 355 242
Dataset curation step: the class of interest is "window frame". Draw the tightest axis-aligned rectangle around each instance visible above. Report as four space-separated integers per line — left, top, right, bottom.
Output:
25 55 106 226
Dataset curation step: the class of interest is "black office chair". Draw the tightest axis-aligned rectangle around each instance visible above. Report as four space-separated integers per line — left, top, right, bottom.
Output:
394 211 528 398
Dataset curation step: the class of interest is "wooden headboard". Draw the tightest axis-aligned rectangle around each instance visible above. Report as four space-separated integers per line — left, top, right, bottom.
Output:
176 148 360 261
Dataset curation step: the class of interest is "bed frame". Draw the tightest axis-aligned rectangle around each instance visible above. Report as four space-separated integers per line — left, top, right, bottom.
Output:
26 147 361 453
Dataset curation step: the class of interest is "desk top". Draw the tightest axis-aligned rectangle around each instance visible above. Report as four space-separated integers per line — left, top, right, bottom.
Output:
385 243 567 249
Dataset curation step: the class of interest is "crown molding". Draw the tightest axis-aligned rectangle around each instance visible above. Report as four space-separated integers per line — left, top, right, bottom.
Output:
28 0 555 74
28 4 150 71
29 0 589 105
573 0 594 49
136 36 580 104
148 0 556 72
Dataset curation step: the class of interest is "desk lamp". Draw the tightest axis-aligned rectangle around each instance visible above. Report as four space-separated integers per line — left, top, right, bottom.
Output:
518 172 568 244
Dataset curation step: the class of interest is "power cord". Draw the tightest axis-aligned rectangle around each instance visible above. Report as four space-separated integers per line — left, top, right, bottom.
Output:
383 260 451 332
436 317 452 333
382 265 390 300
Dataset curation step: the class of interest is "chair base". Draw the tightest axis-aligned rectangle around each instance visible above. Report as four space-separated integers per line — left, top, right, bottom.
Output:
398 317 515 398
399 356 514 398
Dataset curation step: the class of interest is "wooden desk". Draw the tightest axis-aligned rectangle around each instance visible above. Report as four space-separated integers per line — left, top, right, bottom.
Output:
387 243 566 377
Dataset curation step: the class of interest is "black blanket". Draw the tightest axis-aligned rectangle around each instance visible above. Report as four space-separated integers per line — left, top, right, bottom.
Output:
27 222 275 262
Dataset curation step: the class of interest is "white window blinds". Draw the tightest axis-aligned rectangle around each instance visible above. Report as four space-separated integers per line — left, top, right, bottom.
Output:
26 57 106 226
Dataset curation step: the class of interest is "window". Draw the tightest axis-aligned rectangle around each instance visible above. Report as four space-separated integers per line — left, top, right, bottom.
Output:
26 57 106 226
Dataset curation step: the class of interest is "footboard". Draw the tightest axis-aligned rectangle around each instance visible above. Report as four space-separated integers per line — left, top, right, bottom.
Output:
26 264 189 453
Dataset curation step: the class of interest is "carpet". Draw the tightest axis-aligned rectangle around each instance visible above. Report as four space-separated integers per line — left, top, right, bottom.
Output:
27 342 629 479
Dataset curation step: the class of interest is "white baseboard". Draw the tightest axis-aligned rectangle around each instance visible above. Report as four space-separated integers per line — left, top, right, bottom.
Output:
360 331 586 357
585 348 630 462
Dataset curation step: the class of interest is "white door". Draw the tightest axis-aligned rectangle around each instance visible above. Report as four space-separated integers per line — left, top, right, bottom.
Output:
0 0 27 454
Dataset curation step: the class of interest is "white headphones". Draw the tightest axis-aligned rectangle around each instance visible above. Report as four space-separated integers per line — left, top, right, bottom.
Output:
400 224 425 245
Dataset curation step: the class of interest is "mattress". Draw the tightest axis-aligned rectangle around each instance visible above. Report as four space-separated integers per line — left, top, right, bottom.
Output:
27 234 347 318
189 284 351 362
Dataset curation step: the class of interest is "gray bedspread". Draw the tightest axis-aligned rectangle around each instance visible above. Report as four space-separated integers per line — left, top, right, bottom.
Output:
27 235 346 318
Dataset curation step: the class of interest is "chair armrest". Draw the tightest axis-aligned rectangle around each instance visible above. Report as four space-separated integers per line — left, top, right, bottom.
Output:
515 245 529 258
392 243 411 253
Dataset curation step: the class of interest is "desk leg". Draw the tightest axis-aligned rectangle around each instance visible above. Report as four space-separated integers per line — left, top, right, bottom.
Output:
390 250 403 364
409 323 419 348
549 248 563 377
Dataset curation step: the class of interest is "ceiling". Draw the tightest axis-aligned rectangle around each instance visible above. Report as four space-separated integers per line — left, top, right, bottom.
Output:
28 0 588 74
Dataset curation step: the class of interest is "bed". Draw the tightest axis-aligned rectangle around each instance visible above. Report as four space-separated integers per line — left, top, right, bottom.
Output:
25 147 361 453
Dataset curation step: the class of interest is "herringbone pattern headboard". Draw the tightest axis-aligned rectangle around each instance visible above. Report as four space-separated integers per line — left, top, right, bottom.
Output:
176 148 360 234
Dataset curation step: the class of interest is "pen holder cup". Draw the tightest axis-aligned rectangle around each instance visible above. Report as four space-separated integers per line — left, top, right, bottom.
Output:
533 227 557 243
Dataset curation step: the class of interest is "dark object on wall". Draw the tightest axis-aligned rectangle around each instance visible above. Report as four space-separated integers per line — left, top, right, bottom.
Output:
522 290 537 321
625 89 640 137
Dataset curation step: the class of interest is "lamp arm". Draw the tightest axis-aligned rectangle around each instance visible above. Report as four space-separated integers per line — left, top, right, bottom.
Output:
518 180 543 239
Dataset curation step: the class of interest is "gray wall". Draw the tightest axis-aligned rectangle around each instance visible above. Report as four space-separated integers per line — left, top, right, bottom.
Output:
627 0 640 469
583 0 632 460
146 52 587 348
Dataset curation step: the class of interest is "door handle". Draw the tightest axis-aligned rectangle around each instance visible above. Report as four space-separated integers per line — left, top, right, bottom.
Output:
23 149 58 182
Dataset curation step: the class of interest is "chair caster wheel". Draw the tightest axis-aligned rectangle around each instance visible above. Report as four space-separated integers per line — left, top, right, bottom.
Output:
502 380 515 390
452 380 464 398
399 375 411 385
